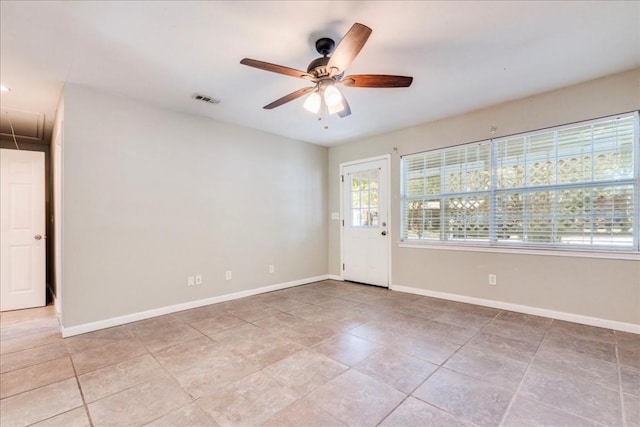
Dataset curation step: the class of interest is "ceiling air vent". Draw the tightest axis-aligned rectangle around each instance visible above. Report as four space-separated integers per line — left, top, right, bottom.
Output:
192 94 221 104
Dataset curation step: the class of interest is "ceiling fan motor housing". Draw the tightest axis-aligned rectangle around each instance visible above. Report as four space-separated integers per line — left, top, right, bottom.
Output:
307 56 331 76
307 38 337 77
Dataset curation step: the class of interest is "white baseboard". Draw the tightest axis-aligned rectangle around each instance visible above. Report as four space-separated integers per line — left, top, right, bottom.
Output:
390 284 640 334
61 276 638 337
61 275 329 338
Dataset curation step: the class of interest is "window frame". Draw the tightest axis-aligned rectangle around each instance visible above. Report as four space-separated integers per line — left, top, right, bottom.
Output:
400 112 640 255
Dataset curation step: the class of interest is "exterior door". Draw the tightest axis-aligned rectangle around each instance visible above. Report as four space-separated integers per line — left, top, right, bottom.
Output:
1 149 46 311
341 157 389 287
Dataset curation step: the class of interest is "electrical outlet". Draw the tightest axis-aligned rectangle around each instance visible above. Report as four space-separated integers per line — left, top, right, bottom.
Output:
187 276 195 287
269 264 275 274
195 275 202 285
225 270 232 281
488 274 497 286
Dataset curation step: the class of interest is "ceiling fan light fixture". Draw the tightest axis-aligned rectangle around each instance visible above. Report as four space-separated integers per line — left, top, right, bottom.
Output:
327 100 345 115
303 91 321 114
324 84 343 108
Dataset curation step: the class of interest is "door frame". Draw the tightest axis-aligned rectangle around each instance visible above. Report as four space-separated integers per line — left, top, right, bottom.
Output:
53 123 63 315
339 154 392 287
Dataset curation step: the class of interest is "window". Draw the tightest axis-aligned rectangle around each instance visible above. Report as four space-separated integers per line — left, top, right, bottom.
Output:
349 169 380 227
401 112 639 252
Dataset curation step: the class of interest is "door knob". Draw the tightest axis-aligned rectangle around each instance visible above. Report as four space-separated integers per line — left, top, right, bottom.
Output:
381 231 387 236
34 234 42 240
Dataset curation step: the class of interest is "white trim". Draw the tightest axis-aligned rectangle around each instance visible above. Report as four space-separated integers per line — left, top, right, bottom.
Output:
339 154 392 288
60 275 329 337
53 294 61 315
340 154 393 168
53 119 64 324
398 242 640 260
327 275 343 281
390 284 640 334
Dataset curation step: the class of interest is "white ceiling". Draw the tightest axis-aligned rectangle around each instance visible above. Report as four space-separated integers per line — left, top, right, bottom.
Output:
1 1 639 146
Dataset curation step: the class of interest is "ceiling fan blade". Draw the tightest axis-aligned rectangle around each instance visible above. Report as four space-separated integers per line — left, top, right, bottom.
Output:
240 58 314 81
341 74 413 88
263 86 315 109
338 97 351 118
327 23 372 74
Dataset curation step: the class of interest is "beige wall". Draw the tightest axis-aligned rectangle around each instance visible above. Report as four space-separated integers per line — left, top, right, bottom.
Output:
328 68 640 325
61 84 328 328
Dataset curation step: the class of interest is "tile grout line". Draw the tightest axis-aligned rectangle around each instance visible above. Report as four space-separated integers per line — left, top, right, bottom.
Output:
336 366 409 427
420 309 506 423
373 351 448 427
4 356 92 427
68 353 95 427
89 323 218 425
262 291 421 426
73 328 177 416
496 318 551 427
498 321 620 426
374 394 411 426
615 332 628 427
0 329 62 357
151 288 395 424
142 345 205 426
377 308 506 426
428 307 504 369
0 318 94 427
141 320 275 427
0 354 69 399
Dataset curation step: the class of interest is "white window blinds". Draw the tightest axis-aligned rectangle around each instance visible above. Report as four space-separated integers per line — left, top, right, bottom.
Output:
403 142 491 242
401 112 639 252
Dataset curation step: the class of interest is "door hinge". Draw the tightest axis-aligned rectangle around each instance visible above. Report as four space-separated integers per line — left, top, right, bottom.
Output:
341 219 344 226
341 175 344 183
342 263 345 271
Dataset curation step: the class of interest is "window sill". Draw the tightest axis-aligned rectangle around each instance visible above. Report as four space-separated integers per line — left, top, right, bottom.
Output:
397 242 640 260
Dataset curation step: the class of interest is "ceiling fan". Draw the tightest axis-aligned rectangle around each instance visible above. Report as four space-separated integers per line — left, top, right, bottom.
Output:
240 23 413 119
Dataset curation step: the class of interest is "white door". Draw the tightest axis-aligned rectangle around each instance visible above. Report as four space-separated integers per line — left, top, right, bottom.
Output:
341 157 389 287
1 149 46 311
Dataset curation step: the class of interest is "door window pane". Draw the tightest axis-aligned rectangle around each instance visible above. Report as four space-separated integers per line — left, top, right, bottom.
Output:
350 169 380 227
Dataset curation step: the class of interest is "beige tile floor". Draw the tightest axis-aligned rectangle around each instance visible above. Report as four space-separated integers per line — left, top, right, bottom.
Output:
0 280 638 426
